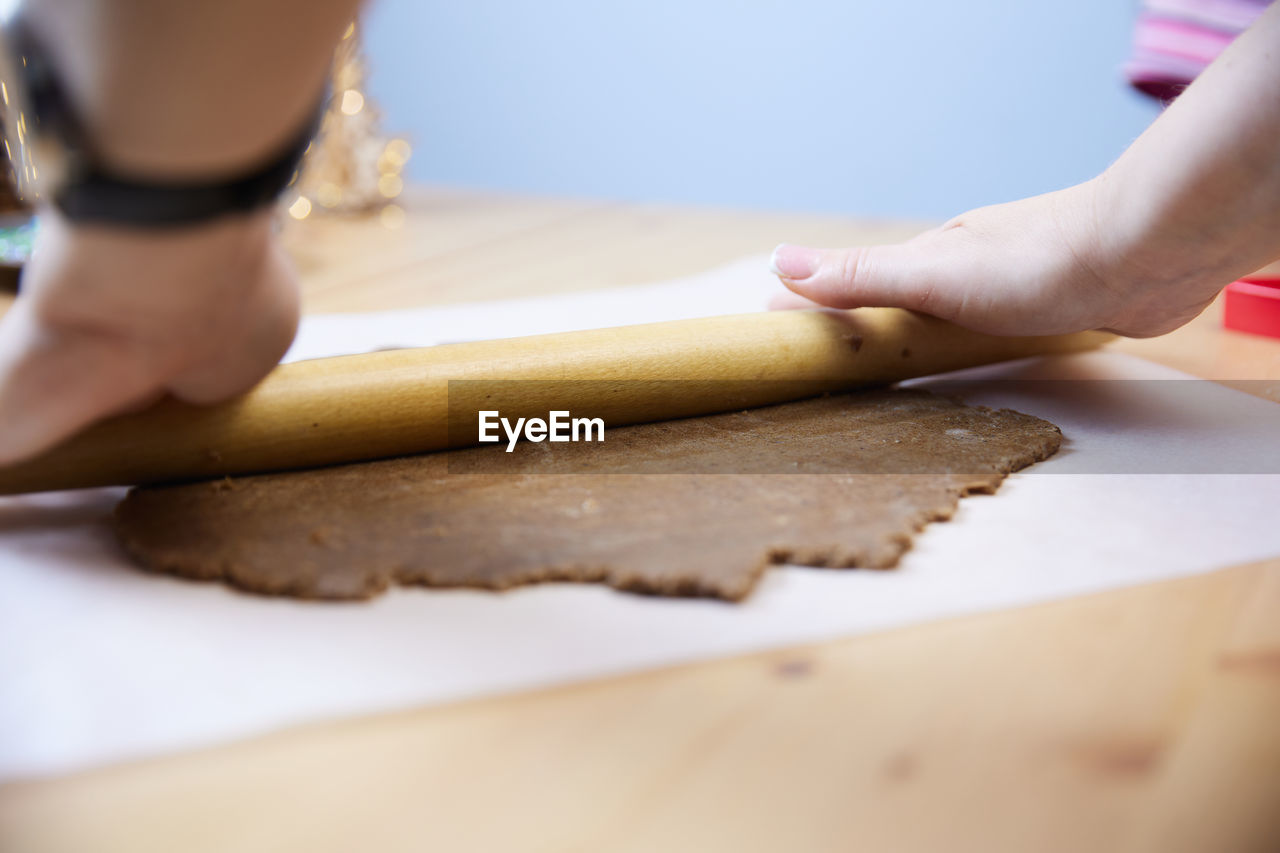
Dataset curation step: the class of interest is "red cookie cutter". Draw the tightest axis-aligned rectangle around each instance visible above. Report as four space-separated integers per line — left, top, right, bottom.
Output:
1223 277 1280 339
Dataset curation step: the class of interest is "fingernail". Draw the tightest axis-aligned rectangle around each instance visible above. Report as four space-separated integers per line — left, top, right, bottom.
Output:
770 244 820 280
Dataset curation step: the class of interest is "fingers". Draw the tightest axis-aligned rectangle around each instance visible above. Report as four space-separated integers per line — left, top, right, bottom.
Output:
0 221 301 468
0 258 299 467
769 241 942 314
0 302 159 466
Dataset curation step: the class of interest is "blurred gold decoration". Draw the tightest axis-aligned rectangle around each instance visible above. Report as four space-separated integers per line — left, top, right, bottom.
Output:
286 20 410 222
0 105 29 217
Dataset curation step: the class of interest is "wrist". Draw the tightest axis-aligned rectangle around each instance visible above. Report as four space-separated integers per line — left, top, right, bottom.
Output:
24 209 278 325
1088 165 1218 294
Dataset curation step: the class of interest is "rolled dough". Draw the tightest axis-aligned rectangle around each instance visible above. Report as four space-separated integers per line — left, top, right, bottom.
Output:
113 389 1061 602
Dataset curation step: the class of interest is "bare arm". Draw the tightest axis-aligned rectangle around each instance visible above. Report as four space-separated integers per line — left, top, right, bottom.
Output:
25 0 354 175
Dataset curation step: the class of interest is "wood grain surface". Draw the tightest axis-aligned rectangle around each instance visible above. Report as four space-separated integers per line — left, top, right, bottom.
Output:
1 186 1278 853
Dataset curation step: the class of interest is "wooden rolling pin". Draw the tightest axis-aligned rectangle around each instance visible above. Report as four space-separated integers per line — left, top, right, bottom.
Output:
0 308 1110 494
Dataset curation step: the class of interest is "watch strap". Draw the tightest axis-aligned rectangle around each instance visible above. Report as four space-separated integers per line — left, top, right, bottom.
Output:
5 15 321 228
53 115 319 227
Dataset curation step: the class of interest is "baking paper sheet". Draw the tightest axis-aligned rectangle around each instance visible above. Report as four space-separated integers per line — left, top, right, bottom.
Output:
3 257 1279 782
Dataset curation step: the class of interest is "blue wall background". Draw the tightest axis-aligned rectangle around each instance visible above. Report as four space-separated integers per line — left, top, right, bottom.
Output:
362 0 1160 220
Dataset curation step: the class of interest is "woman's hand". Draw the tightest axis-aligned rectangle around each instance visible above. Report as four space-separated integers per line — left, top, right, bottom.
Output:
770 179 1222 339
0 212 299 465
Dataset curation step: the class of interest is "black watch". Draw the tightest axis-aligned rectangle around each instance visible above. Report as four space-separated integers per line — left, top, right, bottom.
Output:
0 13 321 228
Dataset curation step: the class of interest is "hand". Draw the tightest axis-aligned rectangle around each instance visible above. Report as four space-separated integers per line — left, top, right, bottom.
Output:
769 179 1225 339
0 211 300 466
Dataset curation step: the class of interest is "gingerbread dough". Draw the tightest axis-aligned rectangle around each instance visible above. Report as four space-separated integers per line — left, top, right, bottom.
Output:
114 389 1061 601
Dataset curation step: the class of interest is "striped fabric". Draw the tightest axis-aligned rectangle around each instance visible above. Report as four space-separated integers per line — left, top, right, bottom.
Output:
1126 0 1271 101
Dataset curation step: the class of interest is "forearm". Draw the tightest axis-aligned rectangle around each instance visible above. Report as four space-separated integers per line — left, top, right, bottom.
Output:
23 0 362 177
1098 1 1280 287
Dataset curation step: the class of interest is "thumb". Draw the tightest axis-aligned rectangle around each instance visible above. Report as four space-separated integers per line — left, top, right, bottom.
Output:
769 242 940 313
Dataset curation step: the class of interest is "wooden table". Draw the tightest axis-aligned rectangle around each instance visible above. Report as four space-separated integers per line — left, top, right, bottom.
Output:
2 187 1278 853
